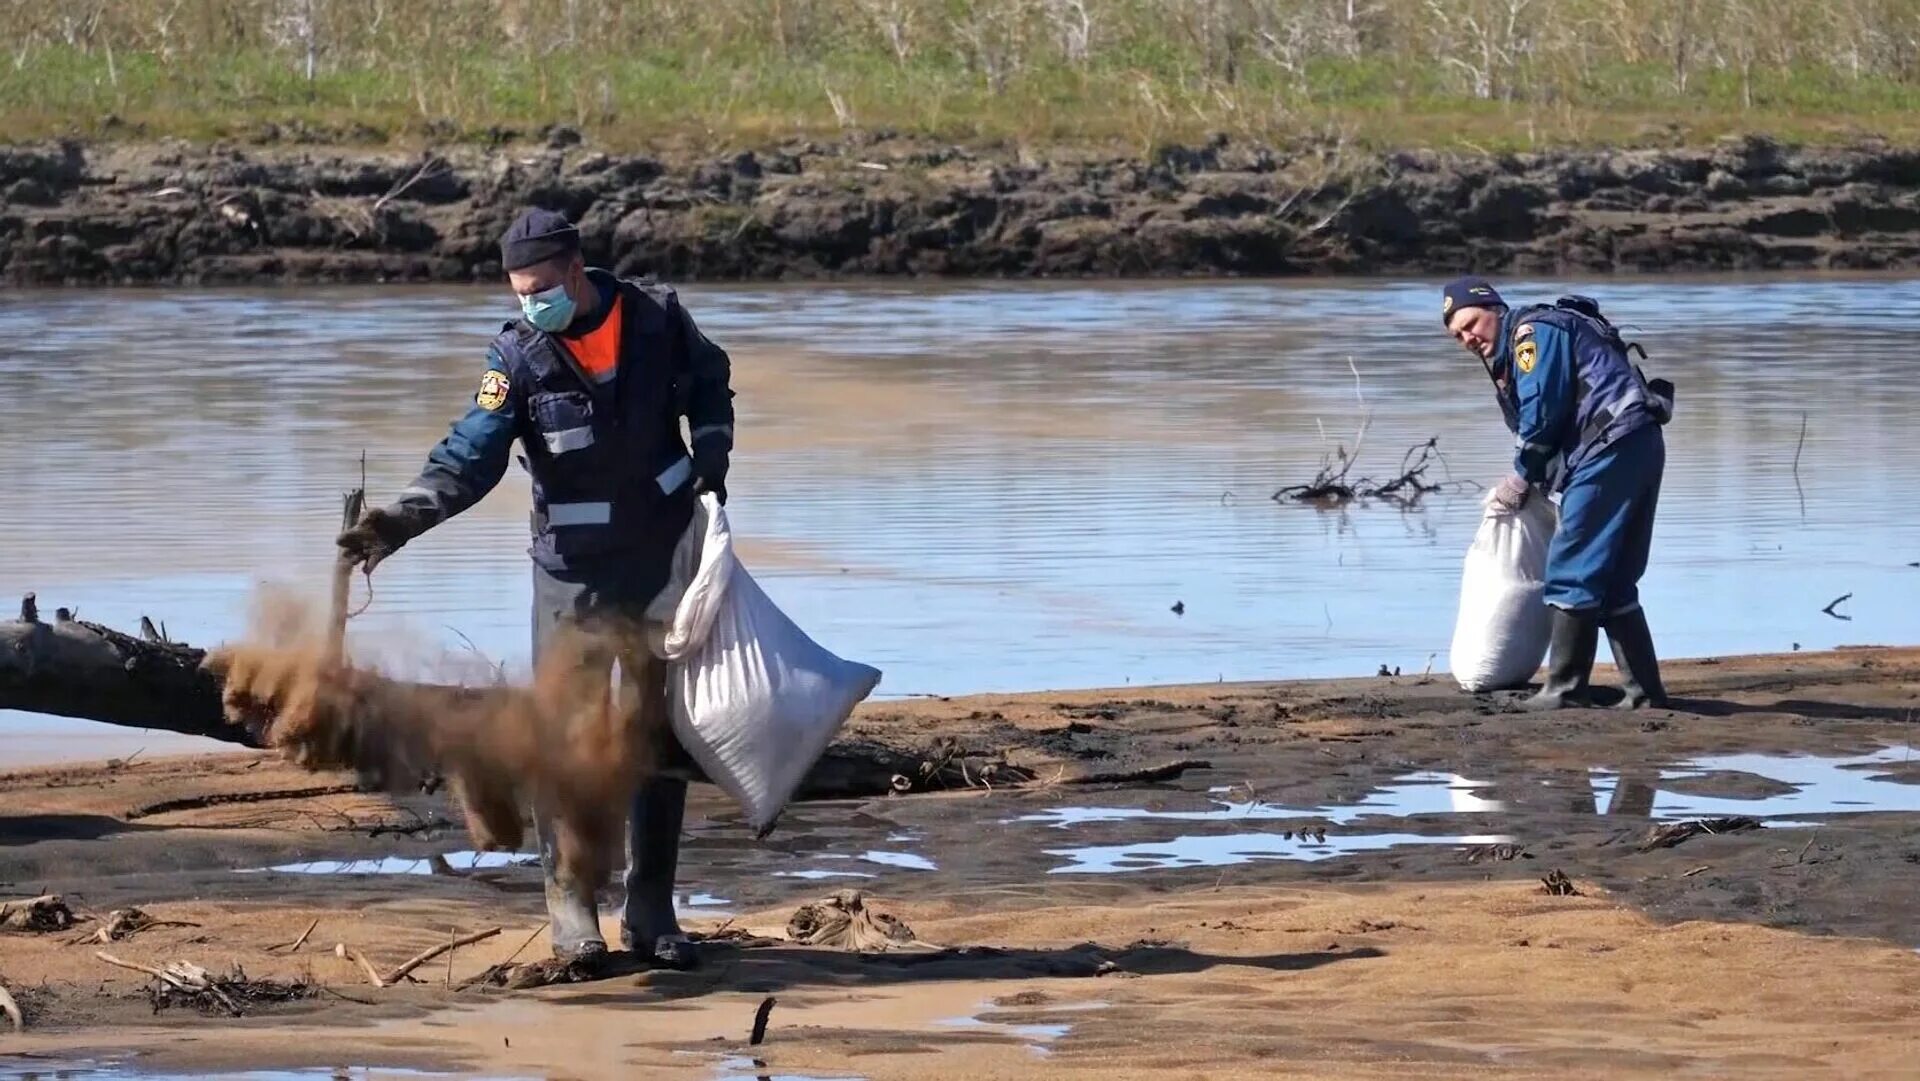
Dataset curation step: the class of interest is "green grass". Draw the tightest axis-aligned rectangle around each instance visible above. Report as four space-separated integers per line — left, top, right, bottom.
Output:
6 1 1920 152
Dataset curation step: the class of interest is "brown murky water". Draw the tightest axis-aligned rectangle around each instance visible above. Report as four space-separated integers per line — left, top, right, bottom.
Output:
3 276 1918 763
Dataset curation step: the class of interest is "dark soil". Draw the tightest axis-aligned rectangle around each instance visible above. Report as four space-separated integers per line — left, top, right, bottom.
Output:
6 134 1920 284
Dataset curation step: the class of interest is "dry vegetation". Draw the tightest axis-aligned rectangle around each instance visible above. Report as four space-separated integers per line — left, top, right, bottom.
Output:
4 1 1920 150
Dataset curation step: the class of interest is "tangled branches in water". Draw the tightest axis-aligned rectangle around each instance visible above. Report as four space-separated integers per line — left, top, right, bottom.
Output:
1274 437 1480 508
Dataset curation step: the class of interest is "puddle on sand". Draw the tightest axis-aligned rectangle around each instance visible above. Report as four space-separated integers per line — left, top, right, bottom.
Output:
1021 772 1510 872
769 849 937 879
1045 829 1513 874
1592 745 1920 822
233 851 732 912
858 850 937 871
1017 771 1506 830
938 1009 1074 1057
712 1057 864 1081
237 851 541 876
0 1058 529 1080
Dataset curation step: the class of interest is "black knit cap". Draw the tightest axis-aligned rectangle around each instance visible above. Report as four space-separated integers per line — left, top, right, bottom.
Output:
1441 276 1505 325
499 208 580 271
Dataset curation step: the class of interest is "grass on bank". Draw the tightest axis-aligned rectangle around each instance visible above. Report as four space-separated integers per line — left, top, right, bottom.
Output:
5 0 1920 151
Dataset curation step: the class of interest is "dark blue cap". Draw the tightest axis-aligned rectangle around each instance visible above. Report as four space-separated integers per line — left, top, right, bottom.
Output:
500 208 580 271
1441 277 1505 325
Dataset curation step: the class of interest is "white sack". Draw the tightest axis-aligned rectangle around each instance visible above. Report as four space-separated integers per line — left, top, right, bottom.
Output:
648 495 882 834
1448 489 1558 692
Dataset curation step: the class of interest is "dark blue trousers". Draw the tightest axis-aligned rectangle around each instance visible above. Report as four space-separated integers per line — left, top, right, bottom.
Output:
1545 423 1665 615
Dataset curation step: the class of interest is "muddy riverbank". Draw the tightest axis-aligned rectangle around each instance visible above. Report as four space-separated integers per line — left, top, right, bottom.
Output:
6 134 1920 285
3 647 1918 1077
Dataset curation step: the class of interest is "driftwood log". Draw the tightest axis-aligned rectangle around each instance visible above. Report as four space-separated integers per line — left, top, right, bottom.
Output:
0 596 243 744
0 596 943 802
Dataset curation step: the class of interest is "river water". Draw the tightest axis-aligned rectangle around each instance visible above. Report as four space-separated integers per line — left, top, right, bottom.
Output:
2 276 1916 762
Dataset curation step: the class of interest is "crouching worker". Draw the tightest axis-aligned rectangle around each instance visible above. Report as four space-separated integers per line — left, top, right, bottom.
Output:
336 208 736 968
1441 277 1673 710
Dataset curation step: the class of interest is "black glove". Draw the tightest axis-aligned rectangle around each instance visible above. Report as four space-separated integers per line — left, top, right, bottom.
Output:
691 439 730 505
335 506 415 572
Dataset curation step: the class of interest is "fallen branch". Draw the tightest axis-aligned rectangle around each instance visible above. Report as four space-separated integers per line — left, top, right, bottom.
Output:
96 952 309 1016
0 601 244 742
1064 759 1211 786
1821 594 1853 621
72 907 201 945
335 943 386 988
268 918 320 954
1638 817 1762 852
95 952 240 1015
94 950 173 982
1275 437 1475 508
380 926 501 986
458 954 604 991
906 738 1038 793
1 895 80 933
500 922 548 967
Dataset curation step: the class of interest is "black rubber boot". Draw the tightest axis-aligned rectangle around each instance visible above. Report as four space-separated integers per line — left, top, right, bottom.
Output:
534 808 606 962
1603 607 1668 709
620 777 696 970
1527 608 1599 711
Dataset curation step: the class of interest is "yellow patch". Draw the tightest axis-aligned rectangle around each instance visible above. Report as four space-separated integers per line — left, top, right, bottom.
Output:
1515 340 1538 375
476 369 510 412
1442 295 1455 316
1515 322 1535 340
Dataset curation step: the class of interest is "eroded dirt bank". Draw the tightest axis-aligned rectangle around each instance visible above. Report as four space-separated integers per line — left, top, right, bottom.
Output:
3 647 1918 1078
5 134 1920 285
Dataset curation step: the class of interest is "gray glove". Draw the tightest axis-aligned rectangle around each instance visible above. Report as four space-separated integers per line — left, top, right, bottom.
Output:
1490 473 1532 513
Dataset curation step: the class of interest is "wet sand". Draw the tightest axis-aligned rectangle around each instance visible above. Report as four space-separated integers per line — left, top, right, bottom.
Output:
4 647 1919 1078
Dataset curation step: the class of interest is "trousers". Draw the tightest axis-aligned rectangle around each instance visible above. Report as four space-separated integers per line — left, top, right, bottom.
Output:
530 556 691 954
1545 422 1665 614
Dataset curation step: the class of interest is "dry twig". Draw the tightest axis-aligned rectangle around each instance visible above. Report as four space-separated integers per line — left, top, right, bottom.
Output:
269 918 320 954
381 927 501 986
335 943 387 988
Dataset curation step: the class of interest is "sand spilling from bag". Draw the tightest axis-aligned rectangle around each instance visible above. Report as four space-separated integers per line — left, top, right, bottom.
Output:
205 586 659 891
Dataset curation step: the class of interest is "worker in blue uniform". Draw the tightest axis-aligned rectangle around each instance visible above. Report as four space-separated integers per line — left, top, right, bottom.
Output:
336 208 735 969
1442 277 1673 710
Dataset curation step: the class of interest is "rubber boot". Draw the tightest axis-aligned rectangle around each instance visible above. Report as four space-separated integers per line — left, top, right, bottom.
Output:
1603 607 1668 709
620 777 696 970
535 808 607 964
1526 608 1599 711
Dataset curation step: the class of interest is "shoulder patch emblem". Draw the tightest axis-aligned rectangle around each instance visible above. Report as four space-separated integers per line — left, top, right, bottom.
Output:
1515 322 1535 340
476 369 510 412
1515 340 1538 375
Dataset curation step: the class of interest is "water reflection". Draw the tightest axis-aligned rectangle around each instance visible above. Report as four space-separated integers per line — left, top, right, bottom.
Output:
1591 745 1920 820
0 1060 529 1080
4 277 1917 762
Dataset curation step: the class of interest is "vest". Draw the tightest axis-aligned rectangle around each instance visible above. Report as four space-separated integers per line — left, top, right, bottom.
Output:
1502 297 1673 480
498 270 697 572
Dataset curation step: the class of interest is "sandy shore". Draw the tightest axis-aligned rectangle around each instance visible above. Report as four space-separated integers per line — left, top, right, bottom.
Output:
3 647 1918 1078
